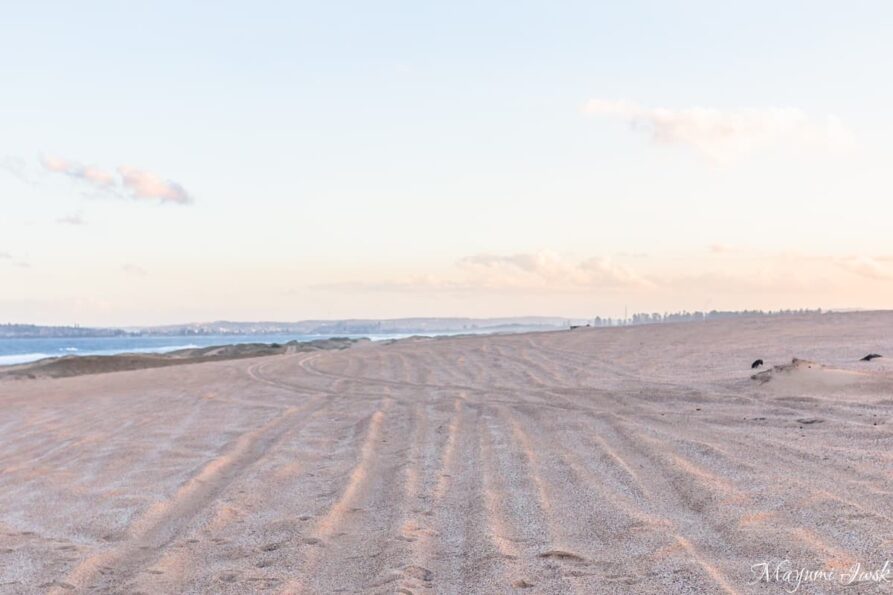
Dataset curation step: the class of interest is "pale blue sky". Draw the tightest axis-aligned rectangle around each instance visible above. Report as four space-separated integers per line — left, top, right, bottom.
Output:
2 1 893 325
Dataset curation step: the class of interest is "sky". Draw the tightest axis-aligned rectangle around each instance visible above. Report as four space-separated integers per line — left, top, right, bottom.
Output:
2 1 893 326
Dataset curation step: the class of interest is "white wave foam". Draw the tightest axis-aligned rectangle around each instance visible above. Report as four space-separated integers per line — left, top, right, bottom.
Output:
0 353 51 366
0 344 204 367
84 344 202 357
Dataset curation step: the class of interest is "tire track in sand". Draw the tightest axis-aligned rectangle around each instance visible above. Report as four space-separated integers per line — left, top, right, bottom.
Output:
279 399 395 595
393 395 466 593
49 354 337 593
50 399 322 593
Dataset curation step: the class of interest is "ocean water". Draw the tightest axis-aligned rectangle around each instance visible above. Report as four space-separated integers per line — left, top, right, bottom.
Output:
0 332 431 366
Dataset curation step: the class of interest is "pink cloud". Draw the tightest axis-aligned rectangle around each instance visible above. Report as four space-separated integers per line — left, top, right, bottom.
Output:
40 155 115 188
39 154 192 204
117 166 191 204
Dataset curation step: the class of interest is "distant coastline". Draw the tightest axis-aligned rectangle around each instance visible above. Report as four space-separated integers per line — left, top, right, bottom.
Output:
0 327 554 366
0 318 569 339
0 309 826 339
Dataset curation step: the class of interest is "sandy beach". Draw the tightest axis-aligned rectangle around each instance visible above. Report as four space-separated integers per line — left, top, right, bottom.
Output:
1 311 892 593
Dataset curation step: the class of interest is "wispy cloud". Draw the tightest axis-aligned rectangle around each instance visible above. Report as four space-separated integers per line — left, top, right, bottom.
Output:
313 249 893 300
37 154 192 204
57 212 86 226
121 263 148 277
316 251 652 294
458 251 652 290
703 247 893 282
40 155 116 188
315 275 467 293
0 156 36 186
833 256 893 281
582 99 853 162
0 251 29 268
708 243 739 254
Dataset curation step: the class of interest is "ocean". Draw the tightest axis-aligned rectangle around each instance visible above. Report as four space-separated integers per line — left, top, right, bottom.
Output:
0 332 450 366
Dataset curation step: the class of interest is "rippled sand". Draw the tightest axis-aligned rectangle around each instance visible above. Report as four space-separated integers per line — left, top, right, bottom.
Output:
2 312 892 593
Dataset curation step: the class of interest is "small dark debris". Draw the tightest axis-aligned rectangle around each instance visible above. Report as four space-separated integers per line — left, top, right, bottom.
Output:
751 359 764 369
404 565 433 582
538 550 586 563
860 353 882 361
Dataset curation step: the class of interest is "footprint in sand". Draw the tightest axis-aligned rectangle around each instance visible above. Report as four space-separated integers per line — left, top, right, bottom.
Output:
403 565 433 582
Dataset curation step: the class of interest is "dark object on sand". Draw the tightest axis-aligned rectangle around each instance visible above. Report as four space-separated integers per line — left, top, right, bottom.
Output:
860 353 882 361
751 359 764 369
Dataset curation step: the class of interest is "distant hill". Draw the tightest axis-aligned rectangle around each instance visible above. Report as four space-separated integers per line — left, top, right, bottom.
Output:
0 324 129 339
1 311 830 338
129 317 571 336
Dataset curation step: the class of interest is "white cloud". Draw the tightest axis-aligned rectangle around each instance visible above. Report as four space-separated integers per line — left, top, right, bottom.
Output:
582 99 853 162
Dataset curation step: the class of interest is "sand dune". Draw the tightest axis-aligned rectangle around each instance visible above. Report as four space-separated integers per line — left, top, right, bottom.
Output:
1 312 892 593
